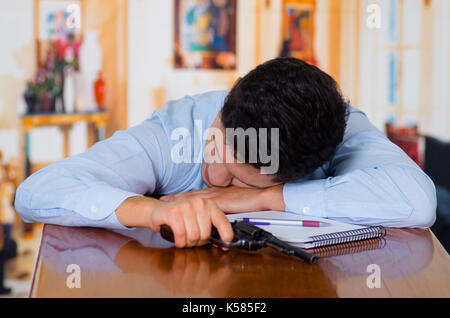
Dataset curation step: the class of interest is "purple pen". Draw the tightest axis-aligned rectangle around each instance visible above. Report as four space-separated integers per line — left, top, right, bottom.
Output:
241 218 330 228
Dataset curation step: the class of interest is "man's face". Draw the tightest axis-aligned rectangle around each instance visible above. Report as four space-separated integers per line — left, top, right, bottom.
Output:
201 115 281 189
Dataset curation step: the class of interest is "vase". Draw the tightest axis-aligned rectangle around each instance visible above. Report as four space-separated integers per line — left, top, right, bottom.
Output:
40 91 53 113
54 94 63 113
23 87 37 114
78 31 102 112
94 72 106 110
63 67 76 113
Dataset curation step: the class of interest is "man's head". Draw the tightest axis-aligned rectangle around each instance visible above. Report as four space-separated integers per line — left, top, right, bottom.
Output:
202 57 349 188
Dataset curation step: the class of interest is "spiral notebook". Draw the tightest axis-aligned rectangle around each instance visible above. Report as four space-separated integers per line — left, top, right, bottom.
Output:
227 211 385 249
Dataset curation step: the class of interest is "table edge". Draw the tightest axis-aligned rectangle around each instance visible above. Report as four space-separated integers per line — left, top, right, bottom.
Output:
29 224 46 298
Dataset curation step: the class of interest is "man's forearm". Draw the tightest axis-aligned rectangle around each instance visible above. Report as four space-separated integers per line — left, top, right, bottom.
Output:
160 184 287 213
115 196 165 228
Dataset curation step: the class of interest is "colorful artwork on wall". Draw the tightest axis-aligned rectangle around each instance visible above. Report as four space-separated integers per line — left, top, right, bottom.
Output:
280 0 317 65
174 0 237 70
36 0 83 68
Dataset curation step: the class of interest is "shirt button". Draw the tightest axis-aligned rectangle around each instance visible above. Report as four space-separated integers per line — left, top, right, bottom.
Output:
91 205 98 213
303 207 310 214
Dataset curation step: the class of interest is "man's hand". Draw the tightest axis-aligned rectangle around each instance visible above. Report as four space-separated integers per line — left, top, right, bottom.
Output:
160 184 286 214
116 196 234 248
149 197 234 248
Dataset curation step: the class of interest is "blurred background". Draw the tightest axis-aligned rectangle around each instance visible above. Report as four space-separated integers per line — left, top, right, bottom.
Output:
0 0 449 296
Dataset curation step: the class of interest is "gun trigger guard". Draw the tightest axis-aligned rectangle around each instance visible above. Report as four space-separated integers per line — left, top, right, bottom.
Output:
209 236 266 251
209 236 234 248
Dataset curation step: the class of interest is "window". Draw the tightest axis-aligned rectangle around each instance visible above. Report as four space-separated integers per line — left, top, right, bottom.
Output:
359 0 450 139
375 0 423 127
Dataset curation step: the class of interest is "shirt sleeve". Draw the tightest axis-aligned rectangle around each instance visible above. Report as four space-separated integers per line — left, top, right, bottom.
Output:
15 120 170 230
283 108 437 228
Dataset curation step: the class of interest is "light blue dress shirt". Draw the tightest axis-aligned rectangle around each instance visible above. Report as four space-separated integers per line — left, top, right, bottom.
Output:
15 90 437 230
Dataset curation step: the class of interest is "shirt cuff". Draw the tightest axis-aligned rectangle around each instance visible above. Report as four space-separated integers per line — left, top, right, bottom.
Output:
65 184 143 222
283 179 327 218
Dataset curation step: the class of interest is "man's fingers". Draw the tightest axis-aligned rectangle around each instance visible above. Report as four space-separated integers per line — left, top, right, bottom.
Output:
183 208 201 247
168 210 187 248
196 206 213 243
209 202 234 243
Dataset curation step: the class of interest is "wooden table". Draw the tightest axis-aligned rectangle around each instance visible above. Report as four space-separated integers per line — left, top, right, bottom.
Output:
30 225 450 298
21 112 109 177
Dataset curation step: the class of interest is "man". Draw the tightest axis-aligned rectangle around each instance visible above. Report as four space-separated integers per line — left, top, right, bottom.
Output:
15 58 436 248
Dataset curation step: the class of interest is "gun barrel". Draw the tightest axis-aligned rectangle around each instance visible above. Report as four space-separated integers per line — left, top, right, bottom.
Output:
266 237 319 264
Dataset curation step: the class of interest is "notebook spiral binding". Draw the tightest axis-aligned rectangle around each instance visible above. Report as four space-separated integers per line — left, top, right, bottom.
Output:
308 226 386 248
310 237 387 258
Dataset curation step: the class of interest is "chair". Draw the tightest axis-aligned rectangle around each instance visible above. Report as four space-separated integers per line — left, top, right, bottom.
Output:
424 136 450 253
385 123 424 169
385 123 450 252
0 226 11 295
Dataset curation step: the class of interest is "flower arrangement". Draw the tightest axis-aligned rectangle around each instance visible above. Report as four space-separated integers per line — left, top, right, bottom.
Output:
24 33 81 114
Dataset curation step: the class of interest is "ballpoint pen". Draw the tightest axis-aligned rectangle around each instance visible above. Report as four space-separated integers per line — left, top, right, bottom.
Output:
239 218 331 228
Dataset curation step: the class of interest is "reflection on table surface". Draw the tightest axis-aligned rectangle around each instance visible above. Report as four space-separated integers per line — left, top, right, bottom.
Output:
31 225 450 298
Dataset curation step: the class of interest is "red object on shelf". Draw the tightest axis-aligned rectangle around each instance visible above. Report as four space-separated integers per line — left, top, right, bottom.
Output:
94 72 106 110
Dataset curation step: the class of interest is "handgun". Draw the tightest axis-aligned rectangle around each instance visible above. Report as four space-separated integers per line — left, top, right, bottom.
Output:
160 221 319 264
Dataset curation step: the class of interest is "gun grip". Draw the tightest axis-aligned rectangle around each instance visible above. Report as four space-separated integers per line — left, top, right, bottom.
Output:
160 224 222 244
160 224 175 243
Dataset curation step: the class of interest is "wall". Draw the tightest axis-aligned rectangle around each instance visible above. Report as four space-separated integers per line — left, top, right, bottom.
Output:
0 0 34 168
126 0 334 127
0 0 341 173
127 0 257 128
0 0 365 181
0 0 89 180
430 0 450 139
7 0 445 181
84 0 128 137
356 0 450 138
0 0 129 182
339 0 360 106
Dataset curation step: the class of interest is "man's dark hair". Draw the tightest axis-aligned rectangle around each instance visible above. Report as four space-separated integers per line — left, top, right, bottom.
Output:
221 57 349 183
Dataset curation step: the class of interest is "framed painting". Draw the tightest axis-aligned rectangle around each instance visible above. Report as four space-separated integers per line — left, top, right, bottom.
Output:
34 0 84 67
174 0 237 70
280 0 317 65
